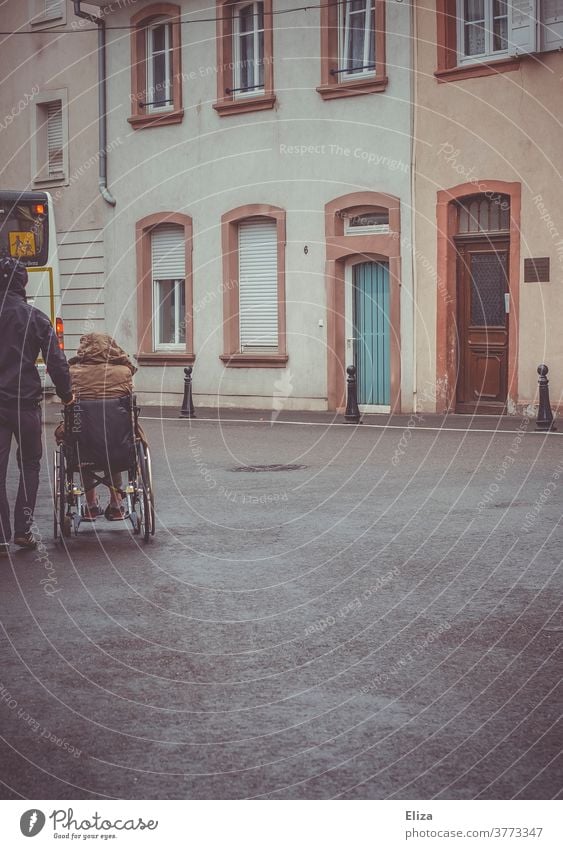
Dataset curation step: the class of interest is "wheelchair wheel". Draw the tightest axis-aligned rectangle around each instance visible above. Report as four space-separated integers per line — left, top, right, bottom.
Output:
136 442 152 543
144 445 156 537
60 448 72 539
53 450 60 540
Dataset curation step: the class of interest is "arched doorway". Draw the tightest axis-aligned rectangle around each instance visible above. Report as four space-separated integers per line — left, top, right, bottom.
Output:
455 194 510 413
436 181 521 414
345 258 391 410
325 192 401 412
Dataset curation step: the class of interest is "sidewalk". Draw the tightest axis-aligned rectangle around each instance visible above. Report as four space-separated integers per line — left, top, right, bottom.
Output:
43 399 554 434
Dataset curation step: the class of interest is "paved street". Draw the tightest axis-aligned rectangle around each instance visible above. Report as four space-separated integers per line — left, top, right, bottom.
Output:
0 408 561 800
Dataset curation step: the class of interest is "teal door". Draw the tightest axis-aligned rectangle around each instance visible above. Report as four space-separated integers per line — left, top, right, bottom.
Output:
353 261 390 406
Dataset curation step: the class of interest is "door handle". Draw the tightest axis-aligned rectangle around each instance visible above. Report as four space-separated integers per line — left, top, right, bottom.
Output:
504 293 510 314
346 337 357 348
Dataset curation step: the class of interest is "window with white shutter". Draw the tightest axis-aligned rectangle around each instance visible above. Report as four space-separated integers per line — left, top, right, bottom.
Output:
44 0 63 17
33 91 68 185
151 225 186 349
238 218 278 349
47 102 64 178
32 0 65 25
540 0 563 49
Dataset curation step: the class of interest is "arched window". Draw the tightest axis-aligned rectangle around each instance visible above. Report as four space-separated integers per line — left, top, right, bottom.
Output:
457 193 510 235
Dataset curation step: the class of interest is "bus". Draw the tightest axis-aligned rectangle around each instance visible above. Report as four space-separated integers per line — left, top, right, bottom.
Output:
0 190 63 389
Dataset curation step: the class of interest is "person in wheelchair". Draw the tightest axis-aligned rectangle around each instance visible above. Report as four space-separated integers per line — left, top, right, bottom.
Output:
56 332 139 521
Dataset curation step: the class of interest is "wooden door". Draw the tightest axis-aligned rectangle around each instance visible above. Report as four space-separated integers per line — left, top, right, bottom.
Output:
456 241 509 414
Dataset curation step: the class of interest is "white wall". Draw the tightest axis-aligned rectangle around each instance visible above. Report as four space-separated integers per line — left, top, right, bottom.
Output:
103 0 414 409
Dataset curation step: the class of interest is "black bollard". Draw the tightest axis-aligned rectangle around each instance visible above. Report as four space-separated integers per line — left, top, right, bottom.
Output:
344 365 361 424
179 366 196 419
536 364 556 431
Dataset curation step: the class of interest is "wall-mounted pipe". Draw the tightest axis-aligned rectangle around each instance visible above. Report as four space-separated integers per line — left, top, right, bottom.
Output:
73 1 116 206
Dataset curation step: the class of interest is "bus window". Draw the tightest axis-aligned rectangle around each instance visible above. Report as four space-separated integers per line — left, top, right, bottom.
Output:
0 197 49 267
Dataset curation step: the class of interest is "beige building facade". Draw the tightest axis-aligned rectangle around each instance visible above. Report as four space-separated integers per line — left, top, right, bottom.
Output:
414 0 563 415
4 1 561 415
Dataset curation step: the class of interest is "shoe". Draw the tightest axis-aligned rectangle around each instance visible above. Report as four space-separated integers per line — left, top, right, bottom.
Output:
104 504 129 522
82 504 102 522
13 532 38 550
0 543 9 557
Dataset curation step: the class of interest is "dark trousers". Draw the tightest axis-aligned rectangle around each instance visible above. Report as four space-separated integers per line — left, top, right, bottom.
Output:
0 405 42 542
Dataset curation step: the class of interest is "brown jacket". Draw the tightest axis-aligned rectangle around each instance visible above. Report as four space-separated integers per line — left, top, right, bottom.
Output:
68 333 137 399
55 333 141 443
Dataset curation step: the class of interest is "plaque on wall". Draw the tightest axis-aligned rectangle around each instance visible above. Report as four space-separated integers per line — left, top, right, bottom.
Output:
524 257 550 283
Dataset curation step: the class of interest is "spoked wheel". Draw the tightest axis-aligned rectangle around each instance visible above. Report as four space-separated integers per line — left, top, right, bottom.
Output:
136 442 152 543
54 448 72 540
53 450 60 540
144 446 156 537
61 459 72 538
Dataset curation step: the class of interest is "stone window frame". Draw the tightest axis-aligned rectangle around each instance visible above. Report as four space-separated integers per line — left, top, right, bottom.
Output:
317 0 387 100
435 0 520 82
220 204 288 368
128 3 184 130
213 0 276 117
135 212 194 366
31 89 69 188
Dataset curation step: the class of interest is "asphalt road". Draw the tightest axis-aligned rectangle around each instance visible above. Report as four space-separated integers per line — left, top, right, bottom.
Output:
0 409 561 799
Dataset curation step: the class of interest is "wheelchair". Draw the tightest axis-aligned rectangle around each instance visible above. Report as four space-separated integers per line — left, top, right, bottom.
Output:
53 395 155 542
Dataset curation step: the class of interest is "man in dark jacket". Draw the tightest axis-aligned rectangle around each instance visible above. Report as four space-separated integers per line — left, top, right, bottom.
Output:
0 256 73 554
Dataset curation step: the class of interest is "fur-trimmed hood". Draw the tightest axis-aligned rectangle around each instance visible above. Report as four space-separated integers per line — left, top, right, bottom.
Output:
69 333 137 373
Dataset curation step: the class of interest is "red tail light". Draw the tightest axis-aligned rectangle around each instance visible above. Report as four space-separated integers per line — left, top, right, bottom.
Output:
55 317 64 350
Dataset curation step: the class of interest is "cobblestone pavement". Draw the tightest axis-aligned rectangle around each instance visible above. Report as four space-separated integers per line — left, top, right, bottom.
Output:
0 410 561 799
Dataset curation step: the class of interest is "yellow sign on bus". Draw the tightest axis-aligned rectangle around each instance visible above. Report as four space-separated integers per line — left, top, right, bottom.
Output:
9 231 36 258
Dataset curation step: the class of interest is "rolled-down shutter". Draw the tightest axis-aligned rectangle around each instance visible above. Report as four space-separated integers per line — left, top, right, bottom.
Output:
151 225 185 279
45 0 63 16
238 218 278 348
47 102 64 177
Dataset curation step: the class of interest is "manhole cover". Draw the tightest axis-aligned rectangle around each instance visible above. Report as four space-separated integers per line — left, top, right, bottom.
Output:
232 464 307 473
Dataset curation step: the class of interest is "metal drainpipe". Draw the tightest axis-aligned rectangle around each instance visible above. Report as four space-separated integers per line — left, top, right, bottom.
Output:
73 1 116 206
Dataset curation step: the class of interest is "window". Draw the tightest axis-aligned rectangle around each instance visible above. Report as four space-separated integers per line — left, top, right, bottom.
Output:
457 194 510 234
146 19 173 112
540 0 563 49
318 0 386 99
129 4 183 130
46 102 64 178
457 0 508 62
151 226 186 350
32 90 68 186
213 0 275 116
136 212 194 365
344 208 389 234
221 205 287 367
44 0 63 16
233 2 265 96
460 0 510 62
238 219 278 349
340 0 376 77
437 1 562 81
32 0 65 27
